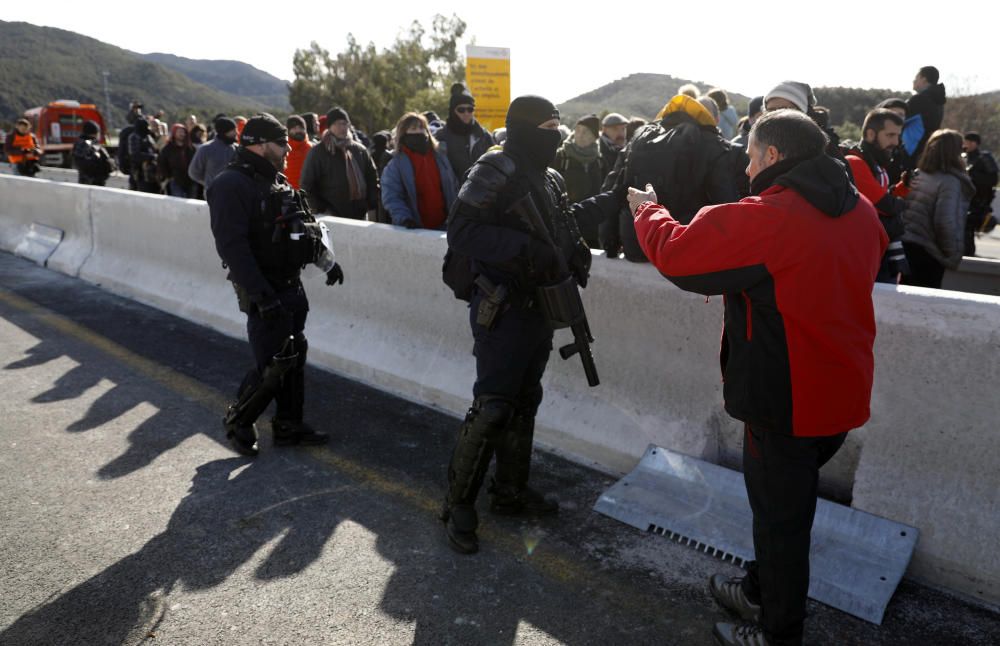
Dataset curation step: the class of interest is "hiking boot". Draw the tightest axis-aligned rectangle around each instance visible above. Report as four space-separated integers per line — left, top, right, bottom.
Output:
713 622 768 646
224 421 259 457
271 419 329 446
709 574 762 623
489 483 559 516
441 502 479 555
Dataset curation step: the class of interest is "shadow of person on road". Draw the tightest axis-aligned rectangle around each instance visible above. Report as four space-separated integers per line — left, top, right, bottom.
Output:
0 455 346 646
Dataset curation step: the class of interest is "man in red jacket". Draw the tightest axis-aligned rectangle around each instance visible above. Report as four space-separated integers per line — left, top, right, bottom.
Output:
629 109 887 646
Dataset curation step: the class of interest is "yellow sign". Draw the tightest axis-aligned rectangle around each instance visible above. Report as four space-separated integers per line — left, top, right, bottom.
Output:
465 46 510 133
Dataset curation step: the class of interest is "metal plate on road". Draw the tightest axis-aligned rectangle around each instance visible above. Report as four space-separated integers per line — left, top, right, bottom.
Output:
593 444 919 625
14 222 63 266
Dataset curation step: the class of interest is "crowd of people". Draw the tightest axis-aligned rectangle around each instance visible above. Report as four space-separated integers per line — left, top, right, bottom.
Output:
45 67 996 290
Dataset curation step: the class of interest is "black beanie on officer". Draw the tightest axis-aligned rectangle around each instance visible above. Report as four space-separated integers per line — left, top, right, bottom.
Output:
240 113 287 146
504 95 561 172
82 120 100 137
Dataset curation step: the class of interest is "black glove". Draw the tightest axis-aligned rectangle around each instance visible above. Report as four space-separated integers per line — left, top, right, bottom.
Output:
402 218 419 229
526 239 560 278
326 263 345 286
256 295 286 322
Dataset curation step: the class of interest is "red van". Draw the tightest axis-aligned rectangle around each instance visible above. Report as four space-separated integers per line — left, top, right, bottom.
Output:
22 100 108 167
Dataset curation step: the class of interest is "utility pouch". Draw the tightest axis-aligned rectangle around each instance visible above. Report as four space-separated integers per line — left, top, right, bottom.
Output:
474 275 508 330
536 276 585 330
232 282 252 314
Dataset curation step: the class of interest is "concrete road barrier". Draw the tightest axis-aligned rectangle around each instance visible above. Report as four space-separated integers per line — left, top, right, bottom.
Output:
1 173 998 607
0 163 130 190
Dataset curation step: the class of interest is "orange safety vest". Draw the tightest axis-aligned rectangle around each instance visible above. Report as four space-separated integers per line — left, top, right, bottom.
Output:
8 132 39 164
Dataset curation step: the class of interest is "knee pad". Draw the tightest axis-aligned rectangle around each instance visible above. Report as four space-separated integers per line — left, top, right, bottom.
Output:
473 396 515 438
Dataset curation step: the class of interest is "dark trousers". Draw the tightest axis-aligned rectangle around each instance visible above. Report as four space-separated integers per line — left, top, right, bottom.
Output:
470 293 552 409
901 242 946 288
245 284 309 422
740 425 847 646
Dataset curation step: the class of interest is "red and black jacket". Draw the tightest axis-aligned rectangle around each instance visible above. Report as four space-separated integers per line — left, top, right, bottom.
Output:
634 155 888 437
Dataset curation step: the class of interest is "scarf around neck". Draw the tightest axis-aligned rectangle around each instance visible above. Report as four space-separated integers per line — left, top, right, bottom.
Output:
322 131 366 201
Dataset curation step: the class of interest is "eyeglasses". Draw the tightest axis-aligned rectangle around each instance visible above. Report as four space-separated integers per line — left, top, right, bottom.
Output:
455 107 474 114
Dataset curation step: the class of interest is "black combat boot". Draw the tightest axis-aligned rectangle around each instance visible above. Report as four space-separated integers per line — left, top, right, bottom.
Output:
441 396 513 554
224 418 259 457
489 411 558 516
271 418 329 446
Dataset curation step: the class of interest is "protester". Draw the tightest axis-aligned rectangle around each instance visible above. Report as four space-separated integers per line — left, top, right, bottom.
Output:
963 132 999 255
284 115 312 191
901 129 974 288
437 84 495 183
128 117 160 193
369 130 393 175
732 96 763 148
678 83 700 98
300 107 379 219
629 109 886 646
599 113 628 174
906 66 946 160
72 120 113 186
4 118 42 177
764 82 849 168
698 96 721 125
380 112 458 230
554 114 605 247
188 117 238 192
708 88 739 139
875 98 912 184
583 94 740 260
626 117 647 143
190 123 207 146
845 109 911 282
158 124 197 198
301 113 321 143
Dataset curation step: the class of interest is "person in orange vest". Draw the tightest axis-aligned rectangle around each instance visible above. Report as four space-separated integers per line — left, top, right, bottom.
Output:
284 115 312 190
4 118 42 177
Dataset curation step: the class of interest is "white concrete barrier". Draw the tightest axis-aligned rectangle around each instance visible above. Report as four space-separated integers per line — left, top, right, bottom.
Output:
0 164 131 190
1 173 999 607
0 175 94 275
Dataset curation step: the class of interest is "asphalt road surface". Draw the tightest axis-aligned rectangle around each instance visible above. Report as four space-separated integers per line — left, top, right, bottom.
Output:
1 252 997 646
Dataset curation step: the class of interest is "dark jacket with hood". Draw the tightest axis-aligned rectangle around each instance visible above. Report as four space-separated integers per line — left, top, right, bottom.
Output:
845 143 910 280
634 154 887 437
578 96 741 259
906 84 946 159
437 119 495 182
158 125 196 190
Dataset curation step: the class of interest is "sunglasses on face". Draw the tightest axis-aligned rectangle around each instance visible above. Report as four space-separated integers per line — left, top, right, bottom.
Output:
455 107 474 114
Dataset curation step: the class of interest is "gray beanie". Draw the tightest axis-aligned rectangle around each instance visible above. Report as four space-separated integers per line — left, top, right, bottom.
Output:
764 81 812 113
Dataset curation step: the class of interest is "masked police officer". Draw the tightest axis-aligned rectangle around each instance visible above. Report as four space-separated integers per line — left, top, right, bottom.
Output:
441 96 593 554
208 113 345 457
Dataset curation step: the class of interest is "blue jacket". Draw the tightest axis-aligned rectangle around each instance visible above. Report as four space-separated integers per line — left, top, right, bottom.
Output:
381 149 458 228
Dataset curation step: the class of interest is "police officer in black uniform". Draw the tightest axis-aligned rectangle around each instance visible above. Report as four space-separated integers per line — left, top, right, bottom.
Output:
442 96 592 554
208 113 345 457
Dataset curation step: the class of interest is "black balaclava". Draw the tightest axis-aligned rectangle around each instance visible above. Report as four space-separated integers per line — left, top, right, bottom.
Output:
504 95 561 172
447 84 476 136
134 118 150 136
402 132 430 155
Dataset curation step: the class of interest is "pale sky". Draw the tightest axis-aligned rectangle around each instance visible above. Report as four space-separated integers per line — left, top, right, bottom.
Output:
5 1 999 103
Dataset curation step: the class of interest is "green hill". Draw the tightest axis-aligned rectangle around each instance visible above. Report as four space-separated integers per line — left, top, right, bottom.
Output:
0 21 272 128
558 73 751 122
139 52 290 111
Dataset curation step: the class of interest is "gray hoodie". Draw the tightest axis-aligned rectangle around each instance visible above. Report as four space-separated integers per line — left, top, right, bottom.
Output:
188 137 237 190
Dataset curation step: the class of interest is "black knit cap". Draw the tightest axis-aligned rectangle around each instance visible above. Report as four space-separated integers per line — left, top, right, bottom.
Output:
326 107 350 125
450 83 475 113
82 120 100 136
506 95 559 128
240 113 287 146
286 115 306 130
214 116 237 135
576 114 600 139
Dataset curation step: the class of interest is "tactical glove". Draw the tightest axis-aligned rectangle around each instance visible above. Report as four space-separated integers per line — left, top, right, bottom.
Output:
326 263 345 286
